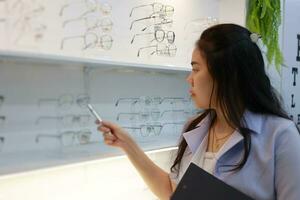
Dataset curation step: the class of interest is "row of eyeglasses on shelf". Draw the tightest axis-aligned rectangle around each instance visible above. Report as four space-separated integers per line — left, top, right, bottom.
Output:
35 94 192 122
35 108 197 127
115 96 191 107
37 94 191 108
0 94 194 149
34 120 186 148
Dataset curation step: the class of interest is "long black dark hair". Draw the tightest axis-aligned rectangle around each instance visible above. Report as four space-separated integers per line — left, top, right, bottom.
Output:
171 23 292 175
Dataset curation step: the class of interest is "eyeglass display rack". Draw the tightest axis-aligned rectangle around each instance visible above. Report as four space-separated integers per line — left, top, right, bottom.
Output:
0 49 193 177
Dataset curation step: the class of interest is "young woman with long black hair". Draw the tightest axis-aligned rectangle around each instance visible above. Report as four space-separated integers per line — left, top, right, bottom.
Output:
97 24 300 200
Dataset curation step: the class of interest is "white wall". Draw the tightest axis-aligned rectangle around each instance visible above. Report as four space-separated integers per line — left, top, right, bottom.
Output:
281 0 300 125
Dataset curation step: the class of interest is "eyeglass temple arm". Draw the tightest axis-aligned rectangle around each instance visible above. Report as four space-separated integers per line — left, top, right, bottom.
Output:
38 98 58 106
115 98 140 106
160 97 185 104
82 32 98 50
130 16 156 30
63 10 91 28
35 134 61 143
59 3 70 16
161 122 185 131
131 32 154 44
142 19 173 32
137 45 157 57
122 126 140 130
160 109 185 117
61 35 84 49
117 112 139 121
130 4 153 17
35 116 62 124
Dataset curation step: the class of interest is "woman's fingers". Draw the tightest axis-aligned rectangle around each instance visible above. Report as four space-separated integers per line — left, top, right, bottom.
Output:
103 132 117 140
98 125 111 133
95 120 127 148
103 134 117 145
101 121 120 130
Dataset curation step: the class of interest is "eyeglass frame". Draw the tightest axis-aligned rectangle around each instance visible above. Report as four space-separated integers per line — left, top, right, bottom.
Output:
35 114 91 125
61 31 113 50
38 94 90 109
131 29 175 44
35 129 93 146
130 3 174 18
86 17 113 32
141 18 173 32
115 96 187 107
137 43 177 57
60 0 111 17
116 109 161 121
122 122 184 137
130 12 173 30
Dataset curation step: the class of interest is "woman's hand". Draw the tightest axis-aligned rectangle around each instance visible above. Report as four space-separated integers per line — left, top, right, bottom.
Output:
96 120 134 150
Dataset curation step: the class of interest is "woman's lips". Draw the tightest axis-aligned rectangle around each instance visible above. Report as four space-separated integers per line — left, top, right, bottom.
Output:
189 89 195 96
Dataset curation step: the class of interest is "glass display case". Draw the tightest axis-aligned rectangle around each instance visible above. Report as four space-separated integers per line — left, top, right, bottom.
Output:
0 50 197 175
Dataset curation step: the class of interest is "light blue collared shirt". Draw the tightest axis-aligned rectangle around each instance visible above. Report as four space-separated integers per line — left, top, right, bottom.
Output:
170 110 300 200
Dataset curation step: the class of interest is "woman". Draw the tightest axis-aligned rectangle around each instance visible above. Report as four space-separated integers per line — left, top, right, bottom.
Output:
97 24 300 200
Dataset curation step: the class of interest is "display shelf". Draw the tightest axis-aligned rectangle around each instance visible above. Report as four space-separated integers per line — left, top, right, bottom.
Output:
0 50 191 73
0 145 178 179
0 49 189 177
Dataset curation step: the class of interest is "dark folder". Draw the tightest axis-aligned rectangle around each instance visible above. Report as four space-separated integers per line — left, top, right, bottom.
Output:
171 163 254 200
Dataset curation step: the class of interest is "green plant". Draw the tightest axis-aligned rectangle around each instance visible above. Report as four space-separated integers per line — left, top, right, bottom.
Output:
246 0 283 73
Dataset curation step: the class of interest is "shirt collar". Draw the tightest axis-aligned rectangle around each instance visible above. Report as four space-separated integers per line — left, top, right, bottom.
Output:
183 110 263 154
242 110 263 134
183 114 212 154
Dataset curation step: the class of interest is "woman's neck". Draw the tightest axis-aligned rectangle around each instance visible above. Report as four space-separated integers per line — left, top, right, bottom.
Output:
213 109 235 135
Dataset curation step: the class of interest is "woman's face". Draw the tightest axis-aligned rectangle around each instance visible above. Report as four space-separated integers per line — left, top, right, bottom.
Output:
186 48 216 109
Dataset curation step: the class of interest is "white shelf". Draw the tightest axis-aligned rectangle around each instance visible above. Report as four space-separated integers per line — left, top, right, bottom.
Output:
0 146 177 179
0 50 191 73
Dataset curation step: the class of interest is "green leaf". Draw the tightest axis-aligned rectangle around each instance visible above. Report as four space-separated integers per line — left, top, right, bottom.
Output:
246 0 283 73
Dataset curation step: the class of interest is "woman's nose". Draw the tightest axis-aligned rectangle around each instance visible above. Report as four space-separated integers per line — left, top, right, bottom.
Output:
186 73 193 84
